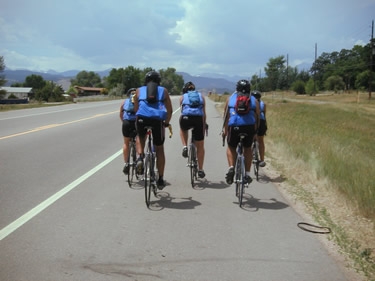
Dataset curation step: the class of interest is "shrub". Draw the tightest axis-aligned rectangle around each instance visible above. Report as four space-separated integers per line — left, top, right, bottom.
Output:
291 80 306 95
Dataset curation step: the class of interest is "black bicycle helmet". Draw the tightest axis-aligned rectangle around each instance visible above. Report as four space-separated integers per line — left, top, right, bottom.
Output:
251 90 261 99
182 81 196 94
144 71 161 85
236 79 251 93
126 88 136 97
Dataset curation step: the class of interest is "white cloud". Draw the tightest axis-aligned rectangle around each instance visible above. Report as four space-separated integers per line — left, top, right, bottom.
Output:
1 0 374 76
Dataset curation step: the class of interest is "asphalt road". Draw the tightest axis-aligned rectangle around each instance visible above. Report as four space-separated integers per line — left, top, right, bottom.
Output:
0 97 351 281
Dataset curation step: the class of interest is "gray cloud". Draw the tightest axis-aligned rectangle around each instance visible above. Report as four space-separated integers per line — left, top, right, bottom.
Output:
1 0 373 77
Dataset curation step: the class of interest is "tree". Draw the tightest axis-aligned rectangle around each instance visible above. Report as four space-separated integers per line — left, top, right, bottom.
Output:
35 81 64 102
355 70 375 91
296 70 310 83
305 78 317 95
0 56 6 87
264 56 286 91
108 83 125 97
291 80 306 95
159 67 184 95
0 56 6 99
70 71 102 87
104 66 142 94
324 75 345 92
24 74 46 90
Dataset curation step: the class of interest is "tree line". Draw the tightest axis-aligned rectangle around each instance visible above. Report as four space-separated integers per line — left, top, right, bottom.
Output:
1 40 374 102
251 42 375 95
0 59 184 102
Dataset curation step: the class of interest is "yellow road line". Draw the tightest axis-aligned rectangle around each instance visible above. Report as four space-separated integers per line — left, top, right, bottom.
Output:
0 111 117 141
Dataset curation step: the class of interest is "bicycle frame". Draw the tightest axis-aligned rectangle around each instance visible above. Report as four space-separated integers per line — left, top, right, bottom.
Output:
235 134 247 207
252 138 260 181
144 127 157 207
127 134 138 187
187 134 198 187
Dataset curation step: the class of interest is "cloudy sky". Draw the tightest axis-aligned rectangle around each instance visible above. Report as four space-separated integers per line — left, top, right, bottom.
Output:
1 0 374 77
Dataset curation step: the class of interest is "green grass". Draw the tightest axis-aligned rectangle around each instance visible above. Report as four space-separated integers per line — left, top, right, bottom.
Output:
267 101 375 219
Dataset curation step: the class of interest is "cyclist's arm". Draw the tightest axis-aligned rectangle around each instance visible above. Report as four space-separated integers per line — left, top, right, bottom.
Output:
179 95 183 110
164 89 173 125
133 88 140 113
202 95 207 125
255 99 260 132
223 97 230 136
119 101 125 121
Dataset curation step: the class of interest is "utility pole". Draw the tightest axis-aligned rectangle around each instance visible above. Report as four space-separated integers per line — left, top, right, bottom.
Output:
369 20 374 99
314 43 317 95
286 54 289 90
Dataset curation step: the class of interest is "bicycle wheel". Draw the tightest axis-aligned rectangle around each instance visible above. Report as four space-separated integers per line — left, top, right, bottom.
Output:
253 141 260 181
235 156 244 206
144 154 152 207
127 141 137 187
189 144 197 187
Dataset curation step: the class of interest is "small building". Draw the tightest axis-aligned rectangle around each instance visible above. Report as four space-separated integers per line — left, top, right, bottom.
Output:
74 86 104 96
0 87 33 99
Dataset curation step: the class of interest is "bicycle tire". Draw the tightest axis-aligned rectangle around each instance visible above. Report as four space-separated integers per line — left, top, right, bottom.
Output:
235 156 244 206
189 144 197 187
252 141 260 181
127 141 137 187
144 155 152 207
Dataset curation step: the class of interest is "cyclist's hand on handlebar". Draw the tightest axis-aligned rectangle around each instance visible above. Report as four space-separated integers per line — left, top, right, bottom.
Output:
163 122 173 138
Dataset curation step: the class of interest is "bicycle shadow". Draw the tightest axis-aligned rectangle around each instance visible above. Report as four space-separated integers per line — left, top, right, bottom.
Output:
235 193 289 212
148 192 202 211
252 172 287 185
127 180 144 190
193 179 230 190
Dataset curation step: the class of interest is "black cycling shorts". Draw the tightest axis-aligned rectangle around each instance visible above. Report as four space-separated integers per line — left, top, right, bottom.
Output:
179 115 205 141
227 125 256 148
122 120 137 138
136 117 165 146
257 119 268 136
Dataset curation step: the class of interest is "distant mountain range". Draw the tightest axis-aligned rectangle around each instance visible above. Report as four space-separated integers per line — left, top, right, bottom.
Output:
3 68 246 94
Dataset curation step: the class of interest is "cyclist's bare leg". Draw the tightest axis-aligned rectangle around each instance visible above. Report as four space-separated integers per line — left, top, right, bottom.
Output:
155 145 165 177
123 136 131 162
226 146 236 167
136 135 146 157
258 135 265 161
180 129 188 147
195 139 205 170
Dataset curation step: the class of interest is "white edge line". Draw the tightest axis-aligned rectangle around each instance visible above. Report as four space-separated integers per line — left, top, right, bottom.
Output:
0 149 122 241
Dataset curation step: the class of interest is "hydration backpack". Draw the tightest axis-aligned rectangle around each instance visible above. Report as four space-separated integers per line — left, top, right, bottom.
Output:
124 96 135 112
146 82 158 103
235 93 251 114
187 91 200 107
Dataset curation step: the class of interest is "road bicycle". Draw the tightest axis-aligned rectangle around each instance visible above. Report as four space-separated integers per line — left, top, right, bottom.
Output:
235 133 248 207
144 126 157 208
186 124 208 187
127 132 139 188
187 134 198 187
143 124 173 207
251 137 260 181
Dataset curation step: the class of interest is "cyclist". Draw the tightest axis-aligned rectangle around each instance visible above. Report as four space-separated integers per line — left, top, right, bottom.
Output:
251 90 267 167
120 88 137 175
179 81 207 178
222 80 260 185
133 71 173 190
